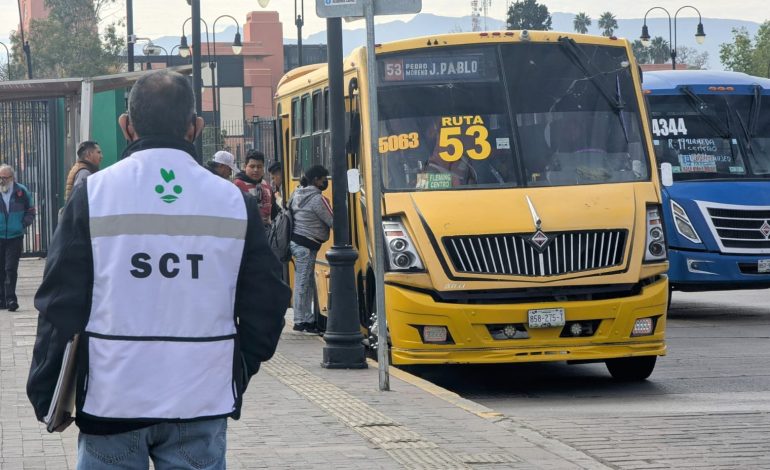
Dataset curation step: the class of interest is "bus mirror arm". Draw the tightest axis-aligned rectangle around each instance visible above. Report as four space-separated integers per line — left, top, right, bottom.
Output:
660 163 674 187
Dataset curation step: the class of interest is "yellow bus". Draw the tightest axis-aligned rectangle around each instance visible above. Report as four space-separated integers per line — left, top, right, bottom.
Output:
275 31 669 380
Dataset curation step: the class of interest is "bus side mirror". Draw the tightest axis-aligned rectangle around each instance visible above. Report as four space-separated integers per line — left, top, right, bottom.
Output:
660 163 673 187
347 168 361 193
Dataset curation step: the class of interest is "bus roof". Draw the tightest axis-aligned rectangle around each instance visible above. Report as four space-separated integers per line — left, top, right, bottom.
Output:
644 70 770 94
276 31 632 96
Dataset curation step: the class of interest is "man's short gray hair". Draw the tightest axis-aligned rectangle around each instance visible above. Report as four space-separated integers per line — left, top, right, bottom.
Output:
0 164 15 177
127 70 196 139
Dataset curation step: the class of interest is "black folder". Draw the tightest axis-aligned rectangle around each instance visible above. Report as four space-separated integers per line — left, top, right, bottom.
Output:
44 335 79 433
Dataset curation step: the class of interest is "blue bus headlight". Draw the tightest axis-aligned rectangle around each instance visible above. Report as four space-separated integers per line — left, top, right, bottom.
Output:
671 200 702 244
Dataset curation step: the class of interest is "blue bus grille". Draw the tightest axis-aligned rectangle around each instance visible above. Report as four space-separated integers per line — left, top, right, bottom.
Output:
706 207 770 251
443 230 627 276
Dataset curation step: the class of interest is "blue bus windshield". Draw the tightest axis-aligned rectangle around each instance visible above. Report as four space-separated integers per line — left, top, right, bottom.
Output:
648 93 770 180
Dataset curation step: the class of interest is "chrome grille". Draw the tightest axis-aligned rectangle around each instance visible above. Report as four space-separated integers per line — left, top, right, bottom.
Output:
444 230 627 276
705 206 770 253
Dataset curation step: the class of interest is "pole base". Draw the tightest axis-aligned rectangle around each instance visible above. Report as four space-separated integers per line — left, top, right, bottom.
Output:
322 332 368 369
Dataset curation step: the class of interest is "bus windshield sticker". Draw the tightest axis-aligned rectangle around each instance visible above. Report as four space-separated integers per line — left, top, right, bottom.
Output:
438 115 492 162
381 54 490 83
378 133 420 154
496 137 510 149
415 173 452 189
651 118 688 137
678 154 718 173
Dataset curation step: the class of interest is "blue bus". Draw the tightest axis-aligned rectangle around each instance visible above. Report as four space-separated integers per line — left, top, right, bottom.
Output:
644 70 770 297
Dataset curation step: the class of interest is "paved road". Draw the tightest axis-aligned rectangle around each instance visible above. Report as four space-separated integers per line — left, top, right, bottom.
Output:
410 289 770 469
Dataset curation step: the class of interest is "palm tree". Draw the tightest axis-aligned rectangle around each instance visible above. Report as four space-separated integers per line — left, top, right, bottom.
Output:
598 12 618 37
573 12 591 34
649 36 671 64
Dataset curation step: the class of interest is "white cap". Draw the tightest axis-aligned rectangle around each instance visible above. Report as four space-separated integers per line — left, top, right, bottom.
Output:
212 151 239 173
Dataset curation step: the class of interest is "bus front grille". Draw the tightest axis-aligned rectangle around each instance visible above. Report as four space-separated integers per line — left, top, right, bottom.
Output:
704 206 770 253
443 230 627 277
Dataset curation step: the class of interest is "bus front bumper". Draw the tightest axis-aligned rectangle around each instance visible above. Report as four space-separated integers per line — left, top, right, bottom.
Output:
386 277 668 366
668 248 770 291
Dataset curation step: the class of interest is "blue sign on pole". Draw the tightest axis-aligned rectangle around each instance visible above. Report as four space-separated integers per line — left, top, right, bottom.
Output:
316 0 421 18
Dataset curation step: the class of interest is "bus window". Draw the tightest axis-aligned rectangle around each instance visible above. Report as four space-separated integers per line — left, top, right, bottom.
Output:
501 42 649 186
312 90 324 167
378 48 516 190
648 93 770 179
324 88 332 169
292 98 301 178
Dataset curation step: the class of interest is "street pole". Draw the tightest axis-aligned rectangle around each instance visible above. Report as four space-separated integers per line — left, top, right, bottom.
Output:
296 0 304 67
127 0 134 72
364 0 390 391
191 0 203 162
321 17 367 370
16 0 32 78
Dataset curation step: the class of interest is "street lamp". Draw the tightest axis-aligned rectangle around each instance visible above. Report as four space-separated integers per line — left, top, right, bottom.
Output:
0 41 10 80
640 5 706 70
256 0 304 68
135 38 167 69
180 16 242 151
212 15 243 148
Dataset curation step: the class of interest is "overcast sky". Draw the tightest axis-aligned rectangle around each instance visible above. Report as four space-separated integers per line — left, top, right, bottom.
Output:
0 0 767 42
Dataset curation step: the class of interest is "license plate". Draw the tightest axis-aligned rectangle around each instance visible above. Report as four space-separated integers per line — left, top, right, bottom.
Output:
423 326 447 343
759 259 770 273
528 308 565 328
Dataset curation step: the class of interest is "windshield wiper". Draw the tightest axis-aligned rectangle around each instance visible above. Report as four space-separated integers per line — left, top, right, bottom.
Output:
680 87 730 138
557 37 629 143
749 85 762 137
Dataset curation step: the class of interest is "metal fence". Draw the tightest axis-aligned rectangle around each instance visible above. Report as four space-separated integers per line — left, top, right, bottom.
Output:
0 100 60 257
202 118 278 168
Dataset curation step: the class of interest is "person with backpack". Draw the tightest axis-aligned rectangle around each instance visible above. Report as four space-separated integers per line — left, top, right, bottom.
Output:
289 165 332 334
234 150 272 227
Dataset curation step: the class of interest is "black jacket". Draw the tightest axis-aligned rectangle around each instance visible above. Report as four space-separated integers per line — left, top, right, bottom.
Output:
27 137 290 435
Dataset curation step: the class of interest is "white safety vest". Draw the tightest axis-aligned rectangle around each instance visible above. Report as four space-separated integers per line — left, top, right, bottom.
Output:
81 148 247 420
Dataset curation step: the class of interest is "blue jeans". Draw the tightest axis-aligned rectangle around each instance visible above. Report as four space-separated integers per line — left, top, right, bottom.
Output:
77 419 227 469
290 241 318 325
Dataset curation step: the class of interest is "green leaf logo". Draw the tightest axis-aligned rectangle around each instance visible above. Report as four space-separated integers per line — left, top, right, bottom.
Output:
155 168 183 203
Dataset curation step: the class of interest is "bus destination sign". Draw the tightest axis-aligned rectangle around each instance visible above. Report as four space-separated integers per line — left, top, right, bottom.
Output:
381 54 488 83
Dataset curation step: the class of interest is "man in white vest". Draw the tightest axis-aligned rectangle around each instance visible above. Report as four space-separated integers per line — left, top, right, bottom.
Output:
27 70 290 469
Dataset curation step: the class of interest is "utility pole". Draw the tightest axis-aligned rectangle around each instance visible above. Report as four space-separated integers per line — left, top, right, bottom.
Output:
127 0 134 72
191 0 203 162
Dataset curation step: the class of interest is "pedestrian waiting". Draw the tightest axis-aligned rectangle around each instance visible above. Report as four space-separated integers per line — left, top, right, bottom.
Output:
234 149 272 226
65 140 102 201
27 69 290 470
289 164 333 334
206 150 239 179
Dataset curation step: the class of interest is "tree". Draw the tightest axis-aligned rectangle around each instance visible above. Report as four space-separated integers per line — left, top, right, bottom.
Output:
9 0 124 79
648 36 671 64
598 12 618 37
720 22 770 77
573 12 591 35
631 40 651 65
506 0 552 31
676 46 710 70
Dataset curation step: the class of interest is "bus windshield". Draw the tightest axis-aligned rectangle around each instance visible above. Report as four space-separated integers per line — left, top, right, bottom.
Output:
648 93 770 180
376 42 650 191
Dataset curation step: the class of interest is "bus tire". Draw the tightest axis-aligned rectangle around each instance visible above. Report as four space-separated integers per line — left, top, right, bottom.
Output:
605 356 657 381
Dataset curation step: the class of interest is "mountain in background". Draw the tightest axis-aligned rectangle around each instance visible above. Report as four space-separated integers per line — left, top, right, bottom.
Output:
142 12 762 71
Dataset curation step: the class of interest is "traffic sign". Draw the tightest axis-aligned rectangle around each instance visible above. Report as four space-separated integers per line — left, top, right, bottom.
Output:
316 0 421 18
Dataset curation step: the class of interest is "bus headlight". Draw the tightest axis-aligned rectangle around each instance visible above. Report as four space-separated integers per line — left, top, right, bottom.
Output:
644 205 667 263
671 200 702 244
383 219 424 271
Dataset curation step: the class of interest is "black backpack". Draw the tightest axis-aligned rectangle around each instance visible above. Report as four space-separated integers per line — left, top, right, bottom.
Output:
267 194 311 262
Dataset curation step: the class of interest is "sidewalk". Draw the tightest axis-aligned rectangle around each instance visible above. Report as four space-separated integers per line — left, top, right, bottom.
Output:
0 258 610 469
